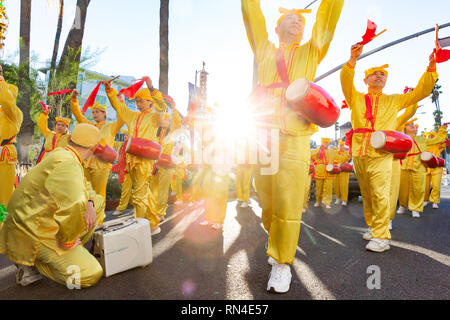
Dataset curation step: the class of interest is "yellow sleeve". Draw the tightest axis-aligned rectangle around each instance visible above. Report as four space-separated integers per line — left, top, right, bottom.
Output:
395 69 439 111
37 112 53 139
311 148 319 161
150 88 168 112
241 0 270 63
45 161 86 245
425 126 448 146
396 104 418 131
70 98 93 125
310 0 345 62
0 82 23 125
171 109 182 131
110 116 125 138
340 63 360 110
105 87 136 126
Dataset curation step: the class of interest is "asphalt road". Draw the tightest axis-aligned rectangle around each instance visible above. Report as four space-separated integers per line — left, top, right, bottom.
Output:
1 186 449 300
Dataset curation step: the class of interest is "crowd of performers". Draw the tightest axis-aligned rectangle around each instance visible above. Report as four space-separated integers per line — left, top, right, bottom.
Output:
0 0 449 294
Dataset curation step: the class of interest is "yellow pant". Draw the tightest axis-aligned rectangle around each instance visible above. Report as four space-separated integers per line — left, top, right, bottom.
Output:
84 166 111 225
315 178 334 206
129 163 159 227
0 163 15 207
335 172 350 202
204 169 229 224
34 195 105 288
116 172 132 211
171 168 184 201
253 134 309 265
149 167 174 218
190 167 208 202
425 168 443 204
235 165 253 202
389 159 402 220
353 155 392 240
399 169 426 212
303 174 312 210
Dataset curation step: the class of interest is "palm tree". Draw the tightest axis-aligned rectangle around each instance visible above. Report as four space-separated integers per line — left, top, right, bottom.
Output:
431 79 443 128
17 0 33 163
159 0 169 94
49 0 64 86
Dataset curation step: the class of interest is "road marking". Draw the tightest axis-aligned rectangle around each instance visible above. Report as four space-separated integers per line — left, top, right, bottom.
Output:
390 240 450 267
302 222 347 248
293 257 336 300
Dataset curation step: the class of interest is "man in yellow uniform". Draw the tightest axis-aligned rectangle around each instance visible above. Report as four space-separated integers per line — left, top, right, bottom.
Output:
242 0 344 292
303 161 313 213
171 159 187 205
103 77 168 235
0 70 23 207
341 43 438 252
334 140 352 206
235 139 253 208
424 133 448 209
36 109 71 164
0 123 105 288
112 131 133 216
71 90 124 210
149 98 182 221
311 138 338 209
389 102 419 230
397 121 447 217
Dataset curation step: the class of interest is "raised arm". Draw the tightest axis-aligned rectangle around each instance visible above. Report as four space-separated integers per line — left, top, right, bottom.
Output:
70 90 93 125
425 125 448 146
0 82 23 125
340 45 364 109
241 0 270 62
310 0 345 62
37 112 53 139
396 104 418 131
103 81 136 126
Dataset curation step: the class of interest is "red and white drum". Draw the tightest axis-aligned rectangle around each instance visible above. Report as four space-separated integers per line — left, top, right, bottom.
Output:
340 163 354 172
420 152 445 168
157 154 177 169
286 79 340 128
125 138 161 160
393 152 408 160
370 131 413 154
93 145 118 164
326 164 341 174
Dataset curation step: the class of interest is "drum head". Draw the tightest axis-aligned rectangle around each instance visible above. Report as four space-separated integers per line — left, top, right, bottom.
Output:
370 131 386 150
286 78 310 103
326 164 334 172
420 152 433 162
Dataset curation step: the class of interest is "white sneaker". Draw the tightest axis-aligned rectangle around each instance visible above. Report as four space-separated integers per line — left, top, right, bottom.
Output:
389 220 392 230
396 206 407 214
362 228 373 241
112 210 124 216
15 265 43 286
151 226 161 235
302 209 307 213
432 203 439 209
240 202 249 208
158 215 165 222
268 256 276 266
341 201 347 206
314 202 320 207
267 261 292 293
335 199 341 204
325 205 331 209
199 220 210 226
174 200 183 205
211 223 223 230
412 211 420 218
366 238 390 253
423 201 428 207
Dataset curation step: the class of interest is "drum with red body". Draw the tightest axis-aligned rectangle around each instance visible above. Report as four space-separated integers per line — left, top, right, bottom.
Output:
125 138 161 160
420 152 445 168
157 154 177 169
326 164 341 175
285 79 340 128
393 152 408 160
93 145 118 164
340 163 354 172
309 164 315 174
370 131 413 154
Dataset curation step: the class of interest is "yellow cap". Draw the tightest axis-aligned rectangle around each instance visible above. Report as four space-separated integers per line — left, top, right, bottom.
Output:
71 123 101 148
321 137 331 144
277 7 312 27
55 117 71 127
133 88 154 102
92 102 107 112
365 64 389 80
339 140 345 146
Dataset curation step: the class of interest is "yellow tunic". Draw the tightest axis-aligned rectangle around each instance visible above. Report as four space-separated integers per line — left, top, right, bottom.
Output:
425 141 447 204
0 146 101 266
311 147 338 179
0 81 23 207
334 149 351 202
340 64 438 158
37 112 70 162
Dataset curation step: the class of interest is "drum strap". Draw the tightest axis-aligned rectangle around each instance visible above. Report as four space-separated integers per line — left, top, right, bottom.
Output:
364 94 375 130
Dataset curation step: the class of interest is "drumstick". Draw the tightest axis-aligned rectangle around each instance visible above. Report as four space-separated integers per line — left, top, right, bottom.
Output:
110 75 121 82
436 24 441 49
371 29 387 42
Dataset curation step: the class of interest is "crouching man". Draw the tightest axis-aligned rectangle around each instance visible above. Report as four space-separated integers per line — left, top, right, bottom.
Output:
0 123 105 289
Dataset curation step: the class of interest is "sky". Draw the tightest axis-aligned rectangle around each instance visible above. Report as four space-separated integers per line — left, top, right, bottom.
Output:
2 0 450 143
